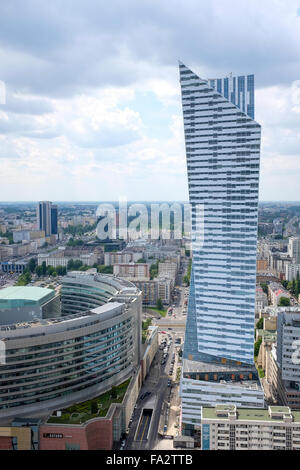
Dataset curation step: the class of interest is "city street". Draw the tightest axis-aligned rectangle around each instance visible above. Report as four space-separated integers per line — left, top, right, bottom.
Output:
125 328 183 450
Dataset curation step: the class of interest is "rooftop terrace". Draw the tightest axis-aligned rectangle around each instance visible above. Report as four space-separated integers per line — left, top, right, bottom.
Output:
47 379 130 425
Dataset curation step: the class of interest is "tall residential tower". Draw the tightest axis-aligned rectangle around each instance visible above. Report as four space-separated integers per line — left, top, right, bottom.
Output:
179 63 264 439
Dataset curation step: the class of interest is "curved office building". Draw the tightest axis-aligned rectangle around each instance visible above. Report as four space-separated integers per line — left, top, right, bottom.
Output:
61 271 132 315
0 272 142 420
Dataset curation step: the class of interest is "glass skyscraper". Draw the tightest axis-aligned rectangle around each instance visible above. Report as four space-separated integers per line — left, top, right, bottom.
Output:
37 201 58 237
179 62 264 434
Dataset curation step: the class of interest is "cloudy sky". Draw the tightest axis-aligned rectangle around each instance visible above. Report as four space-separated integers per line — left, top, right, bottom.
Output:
0 0 300 202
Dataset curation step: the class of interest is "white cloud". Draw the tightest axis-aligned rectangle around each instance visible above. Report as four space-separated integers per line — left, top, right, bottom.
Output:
0 0 300 200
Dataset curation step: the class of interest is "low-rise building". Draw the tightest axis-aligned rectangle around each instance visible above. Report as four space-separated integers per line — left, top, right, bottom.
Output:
104 251 144 266
0 286 61 325
255 286 268 315
0 259 28 274
256 259 269 272
38 250 97 268
158 261 177 283
180 358 265 438
113 263 150 279
12 230 45 243
268 282 291 306
201 405 300 450
128 276 172 306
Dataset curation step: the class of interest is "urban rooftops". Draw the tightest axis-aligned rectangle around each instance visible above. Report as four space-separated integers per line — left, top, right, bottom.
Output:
202 405 300 423
0 286 55 305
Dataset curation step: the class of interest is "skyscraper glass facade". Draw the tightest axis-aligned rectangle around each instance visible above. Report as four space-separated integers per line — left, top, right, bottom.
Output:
179 62 261 366
37 201 58 237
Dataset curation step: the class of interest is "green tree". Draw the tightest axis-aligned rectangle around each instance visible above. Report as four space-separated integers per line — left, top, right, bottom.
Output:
16 271 31 286
90 400 98 414
41 261 47 276
150 260 159 280
97 265 113 274
47 265 55 275
260 282 268 295
79 265 89 271
254 337 262 357
67 259 83 270
56 265 67 276
27 258 37 273
256 317 264 330
67 259 74 270
156 298 164 310
35 265 43 277
111 386 117 399
279 297 291 307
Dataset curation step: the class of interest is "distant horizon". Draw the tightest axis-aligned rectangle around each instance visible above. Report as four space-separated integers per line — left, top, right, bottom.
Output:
1 200 300 204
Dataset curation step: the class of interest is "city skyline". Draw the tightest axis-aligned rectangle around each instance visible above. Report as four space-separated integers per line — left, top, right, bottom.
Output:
0 1 300 202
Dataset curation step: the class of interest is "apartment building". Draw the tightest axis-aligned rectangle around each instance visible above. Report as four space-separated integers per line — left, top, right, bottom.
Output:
268 282 291 306
286 264 300 282
104 251 143 266
288 237 300 264
201 405 300 450
113 263 150 279
38 251 97 268
158 260 177 283
129 276 172 306
255 286 268 315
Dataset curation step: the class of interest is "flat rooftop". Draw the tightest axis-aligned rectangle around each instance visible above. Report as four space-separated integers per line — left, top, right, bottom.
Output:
0 286 54 303
0 301 126 337
183 358 257 374
202 407 300 422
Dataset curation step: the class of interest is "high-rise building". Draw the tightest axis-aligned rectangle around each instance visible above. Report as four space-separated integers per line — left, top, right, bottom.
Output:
50 204 58 235
288 237 300 264
178 62 264 437
276 310 300 407
37 201 58 236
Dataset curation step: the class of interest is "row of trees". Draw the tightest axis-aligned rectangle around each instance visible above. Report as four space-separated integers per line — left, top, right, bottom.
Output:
67 238 84 247
25 258 89 278
282 275 300 298
95 265 113 274
150 260 159 280
183 259 192 286
64 222 98 237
